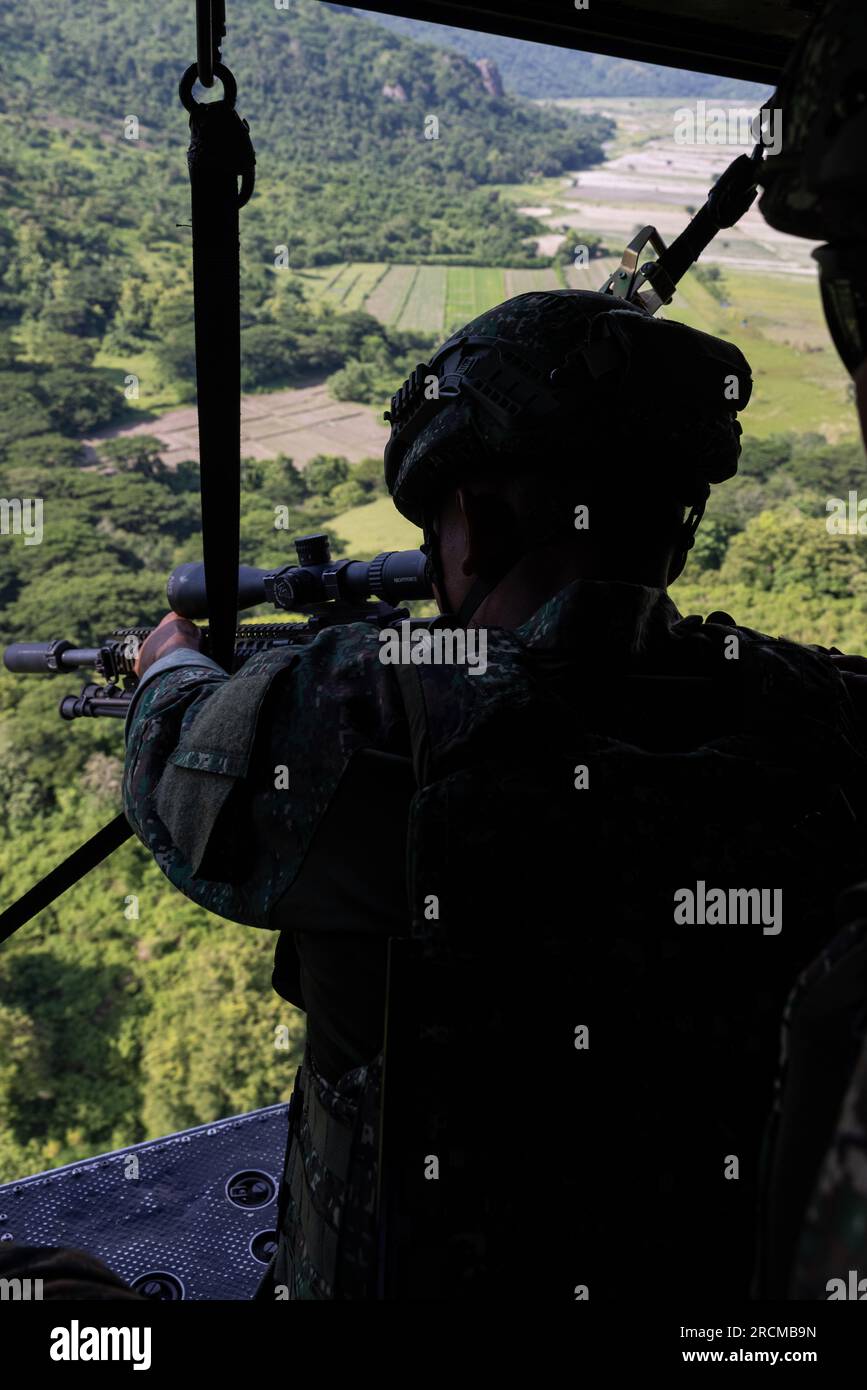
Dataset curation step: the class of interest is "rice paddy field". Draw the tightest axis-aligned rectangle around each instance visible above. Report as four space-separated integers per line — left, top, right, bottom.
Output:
283 249 852 444
103 95 858 522
308 99 855 442
292 262 561 336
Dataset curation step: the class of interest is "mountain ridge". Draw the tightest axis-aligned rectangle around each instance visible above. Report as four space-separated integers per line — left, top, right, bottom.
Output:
353 8 771 101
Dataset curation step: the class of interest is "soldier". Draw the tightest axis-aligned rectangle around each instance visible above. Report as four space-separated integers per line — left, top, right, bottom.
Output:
751 0 867 1300
119 288 867 1300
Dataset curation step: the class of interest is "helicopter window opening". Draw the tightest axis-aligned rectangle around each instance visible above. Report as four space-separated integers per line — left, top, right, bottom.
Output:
0 2 862 1312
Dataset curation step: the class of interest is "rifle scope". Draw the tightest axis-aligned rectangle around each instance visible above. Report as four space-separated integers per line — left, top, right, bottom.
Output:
167 533 432 618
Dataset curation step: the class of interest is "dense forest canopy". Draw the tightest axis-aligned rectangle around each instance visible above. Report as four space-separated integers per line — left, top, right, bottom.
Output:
0 0 612 266
0 0 615 435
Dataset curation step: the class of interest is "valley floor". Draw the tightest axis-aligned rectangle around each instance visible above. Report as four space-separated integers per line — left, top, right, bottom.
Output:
86 97 855 550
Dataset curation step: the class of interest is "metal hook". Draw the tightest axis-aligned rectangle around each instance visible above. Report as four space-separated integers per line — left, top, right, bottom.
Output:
180 61 238 113
600 225 672 315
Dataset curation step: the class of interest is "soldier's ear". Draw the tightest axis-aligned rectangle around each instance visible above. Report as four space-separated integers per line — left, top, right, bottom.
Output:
445 487 474 577
458 485 520 578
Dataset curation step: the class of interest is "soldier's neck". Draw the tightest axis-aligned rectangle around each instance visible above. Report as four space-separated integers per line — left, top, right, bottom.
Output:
466 544 672 629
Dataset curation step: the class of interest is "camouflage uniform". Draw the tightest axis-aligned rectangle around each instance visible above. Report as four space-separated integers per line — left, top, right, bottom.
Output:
756 891 867 1299
123 582 867 1299
794 1030 867 1299
759 0 867 249
754 0 867 1294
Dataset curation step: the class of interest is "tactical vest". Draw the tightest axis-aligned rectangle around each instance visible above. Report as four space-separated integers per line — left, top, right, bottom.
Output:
270 1044 381 1299
274 614 867 1300
755 911 867 1298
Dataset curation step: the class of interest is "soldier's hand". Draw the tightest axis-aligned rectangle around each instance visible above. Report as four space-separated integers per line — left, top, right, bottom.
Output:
135 612 203 678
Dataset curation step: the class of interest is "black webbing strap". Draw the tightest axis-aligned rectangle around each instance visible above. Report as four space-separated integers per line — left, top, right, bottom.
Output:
653 151 762 299
179 60 255 673
0 813 132 946
391 661 431 787
196 0 225 88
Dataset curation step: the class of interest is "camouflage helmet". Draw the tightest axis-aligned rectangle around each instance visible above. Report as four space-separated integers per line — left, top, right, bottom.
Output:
384 289 752 528
758 0 867 372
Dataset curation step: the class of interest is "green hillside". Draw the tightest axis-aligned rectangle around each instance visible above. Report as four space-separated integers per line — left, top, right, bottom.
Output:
0 0 614 422
355 9 771 101
0 0 612 268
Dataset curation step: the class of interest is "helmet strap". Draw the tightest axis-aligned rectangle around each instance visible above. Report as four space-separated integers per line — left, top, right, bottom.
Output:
423 519 526 629
427 498 706 626
453 565 517 628
680 499 706 552
668 499 707 580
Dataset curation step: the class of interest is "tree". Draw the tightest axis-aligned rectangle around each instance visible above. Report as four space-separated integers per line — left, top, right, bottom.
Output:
305 454 350 496
328 359 381 403
4 432 85 469
686 517 737 573
38 367 123 434
18 322 98 368
275 454 309 504
0 328 20 370
738 434 793 483
138 928 303 1135
721 504 867 600
97 435 167 479
330 479 369 510
41 264 119 338
241 324 298 389
0 381 53 447
354 457 386 494
151 291 197 387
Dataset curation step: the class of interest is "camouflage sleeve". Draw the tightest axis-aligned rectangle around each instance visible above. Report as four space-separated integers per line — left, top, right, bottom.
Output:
123 660 260 924
122 626 409 930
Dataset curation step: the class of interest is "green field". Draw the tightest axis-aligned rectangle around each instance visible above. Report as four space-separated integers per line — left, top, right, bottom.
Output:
488 176 571 205
364 265 420 324
721 269 830 351
105 248 855 447
444 267 507 331
395 266 447 333
292 261 389 311
655 270 852 439
91 346 188 416
299 260 573 330
504 267 564 296
287 251 854 444
565 256 620 291
331 493 422 553
323 244 858 565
